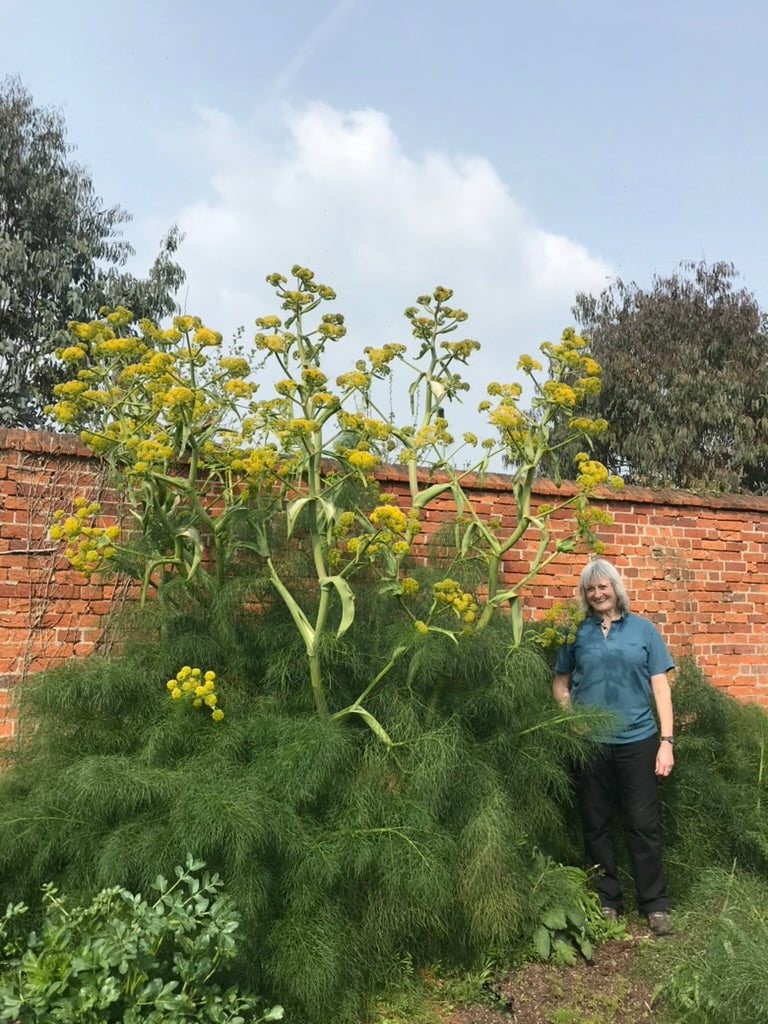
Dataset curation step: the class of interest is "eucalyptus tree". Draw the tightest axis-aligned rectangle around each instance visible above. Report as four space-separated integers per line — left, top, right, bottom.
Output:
572 261 768 493
0 76 185 427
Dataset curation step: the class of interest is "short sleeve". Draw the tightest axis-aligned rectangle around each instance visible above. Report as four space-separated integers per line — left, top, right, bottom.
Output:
644 620 674 675
555 642 575 675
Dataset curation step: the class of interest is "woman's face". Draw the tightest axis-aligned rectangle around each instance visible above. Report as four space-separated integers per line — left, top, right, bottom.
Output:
585 577 618 618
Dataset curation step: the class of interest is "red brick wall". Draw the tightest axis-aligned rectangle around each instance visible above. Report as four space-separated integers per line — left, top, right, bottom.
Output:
3 429 768 739
0 430 133 740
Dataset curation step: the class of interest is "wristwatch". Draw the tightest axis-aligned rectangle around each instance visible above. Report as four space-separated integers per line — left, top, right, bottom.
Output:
660 736 674 745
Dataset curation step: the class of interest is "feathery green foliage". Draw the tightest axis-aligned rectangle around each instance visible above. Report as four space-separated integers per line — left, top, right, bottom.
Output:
658 657 768 889
2 601 768 1020
0 581 594 1023
650 868 768 1023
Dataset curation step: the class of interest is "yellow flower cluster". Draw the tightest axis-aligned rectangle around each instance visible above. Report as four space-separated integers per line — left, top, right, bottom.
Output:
440 338 481 359
50 310 250 459
50 499 119 579
363 343 407 370
580 505 614 527
488 405 526 431
133 437 174 470
542 381 577 407
516 354 543 373
237 445 279 481
317 316 346 340
345 449 380 471
336 411 391 439
370 504 408 534
336 370 370 391
574 453 609 490
531 601 584 649
345 504 419 561
568 417 608 436
223 379 255 399
255 314 283 329
433 577 478 625
218 356 251 377
487 382 523 400
254 332 287 353
193 326 223 347
166 666 224 721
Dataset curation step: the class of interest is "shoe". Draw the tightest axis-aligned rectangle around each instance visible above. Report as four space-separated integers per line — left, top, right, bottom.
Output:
647 911 673 936
600 906 618 921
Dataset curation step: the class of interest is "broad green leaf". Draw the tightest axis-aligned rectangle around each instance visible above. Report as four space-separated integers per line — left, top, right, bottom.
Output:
237 527 270 558
541 907 567 931
285 496 312 538
320 575 356 638
378 580 403 596
459 520 478 558
178 527 202 579
412 481 452 509
552 938 578 965
566 907 586 928
286 495 335 538
532 925 551 960
345 706 393 747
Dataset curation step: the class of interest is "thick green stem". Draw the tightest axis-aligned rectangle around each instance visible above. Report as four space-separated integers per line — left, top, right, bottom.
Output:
307 648 330 719
267 557 329 718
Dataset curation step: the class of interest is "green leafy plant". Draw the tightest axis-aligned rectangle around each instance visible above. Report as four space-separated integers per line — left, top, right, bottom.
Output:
529 855 622 966
47 269 618 745
0 855 282 1023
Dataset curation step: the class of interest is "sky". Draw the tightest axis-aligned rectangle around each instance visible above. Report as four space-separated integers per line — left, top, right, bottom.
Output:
2 0 767 438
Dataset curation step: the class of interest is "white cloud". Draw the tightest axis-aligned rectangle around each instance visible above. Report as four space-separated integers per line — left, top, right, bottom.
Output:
160 101 612 438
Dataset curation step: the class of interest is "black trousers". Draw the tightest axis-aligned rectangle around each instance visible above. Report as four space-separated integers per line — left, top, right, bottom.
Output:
576 734 669 915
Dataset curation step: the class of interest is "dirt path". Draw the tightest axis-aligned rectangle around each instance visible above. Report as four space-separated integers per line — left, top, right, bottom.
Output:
443 927 659 1024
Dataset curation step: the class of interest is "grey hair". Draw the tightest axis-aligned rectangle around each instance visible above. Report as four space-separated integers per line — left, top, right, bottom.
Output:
577 559 631 615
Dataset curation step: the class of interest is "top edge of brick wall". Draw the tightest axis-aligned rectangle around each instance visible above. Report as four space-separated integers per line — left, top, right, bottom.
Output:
0 428 90 457
373 463 768 513
4 428 768 515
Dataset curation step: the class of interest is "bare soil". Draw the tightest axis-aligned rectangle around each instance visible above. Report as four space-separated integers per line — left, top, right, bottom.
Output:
442 925 660 1024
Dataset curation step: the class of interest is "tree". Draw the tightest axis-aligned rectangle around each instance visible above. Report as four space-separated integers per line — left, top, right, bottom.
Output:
572 261 768 493
0 77 185 427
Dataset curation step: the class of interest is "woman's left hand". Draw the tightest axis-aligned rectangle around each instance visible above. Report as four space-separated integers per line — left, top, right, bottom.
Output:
655 742 674 777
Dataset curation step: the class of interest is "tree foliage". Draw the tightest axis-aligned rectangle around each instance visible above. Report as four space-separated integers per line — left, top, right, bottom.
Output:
0 76 185 427
572 261 768 493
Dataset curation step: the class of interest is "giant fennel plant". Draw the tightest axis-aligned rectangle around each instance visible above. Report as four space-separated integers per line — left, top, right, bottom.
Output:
48 267 619 744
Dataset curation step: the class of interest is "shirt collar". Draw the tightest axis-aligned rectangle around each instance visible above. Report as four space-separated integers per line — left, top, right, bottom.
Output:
588 610 627 624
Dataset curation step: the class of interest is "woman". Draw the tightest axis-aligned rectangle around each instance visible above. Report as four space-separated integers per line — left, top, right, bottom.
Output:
552 559 674 936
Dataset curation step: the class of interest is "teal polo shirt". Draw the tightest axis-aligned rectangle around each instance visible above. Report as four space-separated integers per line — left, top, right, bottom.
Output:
555 612 674 744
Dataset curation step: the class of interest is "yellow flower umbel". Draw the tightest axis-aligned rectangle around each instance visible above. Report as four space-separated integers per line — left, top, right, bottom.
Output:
49 499 119 579
166 667 224 722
